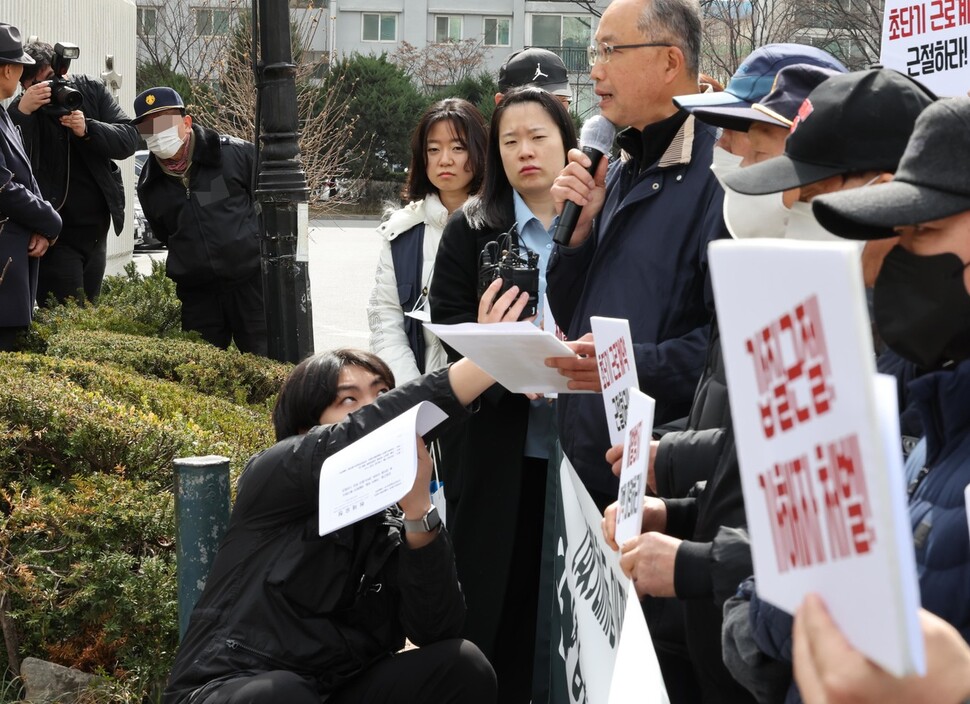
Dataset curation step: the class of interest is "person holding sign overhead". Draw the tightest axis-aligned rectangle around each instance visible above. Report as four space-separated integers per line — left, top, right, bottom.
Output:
163 350 498 704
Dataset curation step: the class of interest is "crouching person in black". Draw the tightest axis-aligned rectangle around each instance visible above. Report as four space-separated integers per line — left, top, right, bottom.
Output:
163 349 498 704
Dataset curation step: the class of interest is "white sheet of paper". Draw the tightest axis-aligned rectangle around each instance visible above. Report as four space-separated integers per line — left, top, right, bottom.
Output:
296 202 310 263
591 317 640 445
614 390 656 547
424 321 591 394
609 580 670 704
709 239 924 677
404 309 430 322
318 401 448 537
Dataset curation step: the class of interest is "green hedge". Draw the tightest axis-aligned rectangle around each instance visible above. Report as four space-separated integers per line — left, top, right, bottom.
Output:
1 473 177 699
45 330 290 407
0 257 294 701
0 354 273 480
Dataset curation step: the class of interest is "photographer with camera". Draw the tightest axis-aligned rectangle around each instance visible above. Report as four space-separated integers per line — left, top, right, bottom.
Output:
429 87 576 703
9 40 137 307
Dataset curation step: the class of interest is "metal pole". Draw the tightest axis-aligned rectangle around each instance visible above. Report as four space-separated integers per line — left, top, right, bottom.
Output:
174 455 231 641
254 0 315 363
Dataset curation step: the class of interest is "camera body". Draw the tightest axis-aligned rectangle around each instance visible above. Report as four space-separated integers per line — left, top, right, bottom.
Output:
42 42 83 117
478 226 540 320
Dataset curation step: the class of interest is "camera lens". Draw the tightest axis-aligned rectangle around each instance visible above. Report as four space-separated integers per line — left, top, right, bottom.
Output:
54 85 83 110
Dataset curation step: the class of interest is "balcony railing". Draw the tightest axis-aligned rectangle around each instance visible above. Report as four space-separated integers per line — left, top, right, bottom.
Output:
537 45 590 73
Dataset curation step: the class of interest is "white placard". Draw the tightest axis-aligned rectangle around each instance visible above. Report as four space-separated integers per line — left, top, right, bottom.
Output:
591 317 640 446
709 238 924 677
879 0 970 97
614 390 657 547
318 401 447 536
424 321 591 394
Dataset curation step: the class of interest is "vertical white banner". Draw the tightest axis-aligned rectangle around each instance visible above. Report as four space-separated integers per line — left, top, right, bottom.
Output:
591 317 640 446
614 390 657 546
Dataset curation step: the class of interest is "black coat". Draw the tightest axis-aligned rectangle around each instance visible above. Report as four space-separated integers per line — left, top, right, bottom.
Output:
137 124 260 287
0 108 61 328
163 369 469 704
655 318 756 704
9 74 137 235
428 196 532 660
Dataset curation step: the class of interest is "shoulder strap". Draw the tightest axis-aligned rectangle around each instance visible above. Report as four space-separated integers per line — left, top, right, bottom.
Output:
389 222 428 373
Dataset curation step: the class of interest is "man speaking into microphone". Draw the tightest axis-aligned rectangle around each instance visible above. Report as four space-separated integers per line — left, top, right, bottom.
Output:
545 0 729 512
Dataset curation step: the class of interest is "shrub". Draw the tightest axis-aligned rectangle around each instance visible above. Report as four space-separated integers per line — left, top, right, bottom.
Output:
1 474 178 694
45 330 290 407
0 354 272 479
25 262 186 353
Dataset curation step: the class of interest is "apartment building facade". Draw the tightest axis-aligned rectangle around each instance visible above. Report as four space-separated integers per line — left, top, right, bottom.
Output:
136 0 606 115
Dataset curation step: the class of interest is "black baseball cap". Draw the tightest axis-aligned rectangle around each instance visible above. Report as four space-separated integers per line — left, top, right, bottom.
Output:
498 48 571 97
132 86 185 125
813 97 970 240
722 69 937 195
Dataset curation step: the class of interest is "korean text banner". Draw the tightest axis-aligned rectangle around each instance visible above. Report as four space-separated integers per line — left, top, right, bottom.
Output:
880 0 970 96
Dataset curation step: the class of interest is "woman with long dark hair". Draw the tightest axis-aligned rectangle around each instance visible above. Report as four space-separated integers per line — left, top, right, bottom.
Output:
429 87 578 703
368 98 488 385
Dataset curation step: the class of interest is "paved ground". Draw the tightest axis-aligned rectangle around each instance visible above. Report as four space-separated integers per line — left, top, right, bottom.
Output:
133 216 383 353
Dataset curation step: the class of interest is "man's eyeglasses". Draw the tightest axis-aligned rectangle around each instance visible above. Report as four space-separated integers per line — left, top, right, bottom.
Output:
587 41 674 66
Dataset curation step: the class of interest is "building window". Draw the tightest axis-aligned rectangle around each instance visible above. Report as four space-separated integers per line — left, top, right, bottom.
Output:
195 8 230 37
137 7 158 37
484 17 511 46
435 15 462 43
532 14 592 49
531 15 593 71
362 13 397 42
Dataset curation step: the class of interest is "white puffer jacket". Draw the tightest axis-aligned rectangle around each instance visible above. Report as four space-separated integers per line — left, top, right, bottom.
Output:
367 194 450 385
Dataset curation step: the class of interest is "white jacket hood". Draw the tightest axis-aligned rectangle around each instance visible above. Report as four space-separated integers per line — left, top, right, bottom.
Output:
377 194 449 242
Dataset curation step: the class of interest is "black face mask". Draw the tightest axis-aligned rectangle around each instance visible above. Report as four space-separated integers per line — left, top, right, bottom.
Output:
873 245 970 369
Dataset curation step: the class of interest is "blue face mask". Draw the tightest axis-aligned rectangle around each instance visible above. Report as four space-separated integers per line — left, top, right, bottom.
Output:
874 245 970 369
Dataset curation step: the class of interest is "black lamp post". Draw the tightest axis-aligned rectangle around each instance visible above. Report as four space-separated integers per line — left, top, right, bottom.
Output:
253 0 314 363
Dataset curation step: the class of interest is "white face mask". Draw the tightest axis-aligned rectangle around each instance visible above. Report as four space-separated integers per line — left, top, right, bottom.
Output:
784 201 865 256
145 125 185 159
710 146 790 239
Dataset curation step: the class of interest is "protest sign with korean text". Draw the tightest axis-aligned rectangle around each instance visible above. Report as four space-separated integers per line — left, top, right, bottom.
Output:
591 317 639 446
614 390 657 546
709 239 924 677
880 0 970 96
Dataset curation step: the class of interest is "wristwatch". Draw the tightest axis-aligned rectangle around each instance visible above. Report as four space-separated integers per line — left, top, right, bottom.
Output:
402 505 441 534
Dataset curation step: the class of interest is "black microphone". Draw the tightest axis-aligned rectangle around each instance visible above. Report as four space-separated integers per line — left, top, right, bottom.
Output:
553 115 616 246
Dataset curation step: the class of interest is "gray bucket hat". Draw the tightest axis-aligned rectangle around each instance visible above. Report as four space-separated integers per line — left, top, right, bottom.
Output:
813 97 970 240
0 24 35 65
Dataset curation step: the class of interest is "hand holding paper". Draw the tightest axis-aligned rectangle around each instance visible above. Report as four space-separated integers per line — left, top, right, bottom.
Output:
425 322 589 394
545 333 602 392
318 402 448 537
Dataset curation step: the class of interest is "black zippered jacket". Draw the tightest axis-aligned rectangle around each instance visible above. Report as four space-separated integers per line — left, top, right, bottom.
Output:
9 74 137 235
163 369 469 704
137 124 260 287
